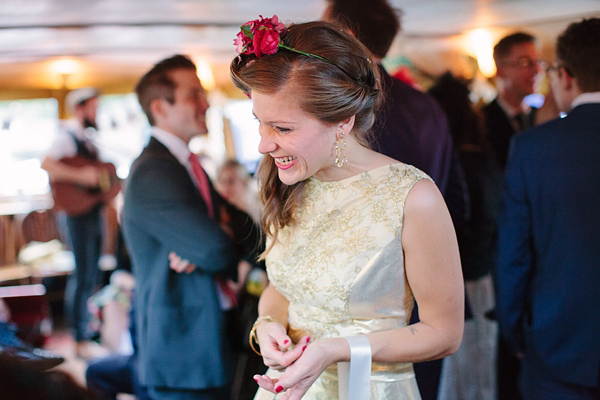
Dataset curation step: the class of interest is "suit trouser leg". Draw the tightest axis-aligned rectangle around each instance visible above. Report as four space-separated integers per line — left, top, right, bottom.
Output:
64 207 102 341
497 336 522 400
86 354 135 400
86 353 152 400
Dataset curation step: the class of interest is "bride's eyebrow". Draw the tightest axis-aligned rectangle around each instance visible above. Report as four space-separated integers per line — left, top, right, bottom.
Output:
252 112 295 126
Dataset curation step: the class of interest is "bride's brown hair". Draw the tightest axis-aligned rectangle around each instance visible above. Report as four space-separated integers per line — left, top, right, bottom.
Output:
230 21 382 257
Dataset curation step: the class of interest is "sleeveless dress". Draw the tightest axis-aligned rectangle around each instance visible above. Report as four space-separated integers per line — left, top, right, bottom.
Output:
254 164 430 400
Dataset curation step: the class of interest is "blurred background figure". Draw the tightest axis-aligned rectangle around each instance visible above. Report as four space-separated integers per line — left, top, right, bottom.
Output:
480 31 543 400
123 54 262 400
41 87 115 360
215 158 268 400
216 159 261 224
483 32 541 171
87 269 135 355
429 72 500 400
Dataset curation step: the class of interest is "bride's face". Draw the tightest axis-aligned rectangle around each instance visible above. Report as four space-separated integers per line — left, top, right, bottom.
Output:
252 88 338 185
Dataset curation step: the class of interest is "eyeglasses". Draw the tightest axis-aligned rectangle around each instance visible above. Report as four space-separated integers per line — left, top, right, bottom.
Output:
544 62 572 76
503 57 545 69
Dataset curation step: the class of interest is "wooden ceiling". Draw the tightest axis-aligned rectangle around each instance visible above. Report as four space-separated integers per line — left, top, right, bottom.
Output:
1 0 598 97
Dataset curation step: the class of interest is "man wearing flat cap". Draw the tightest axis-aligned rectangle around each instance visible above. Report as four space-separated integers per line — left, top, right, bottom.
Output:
42 87 110 359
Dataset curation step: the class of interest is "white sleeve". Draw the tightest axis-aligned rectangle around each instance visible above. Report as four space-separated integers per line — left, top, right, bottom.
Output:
45 130 78 160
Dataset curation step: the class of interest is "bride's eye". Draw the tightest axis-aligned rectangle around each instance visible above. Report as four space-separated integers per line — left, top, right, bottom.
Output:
273 125 291 134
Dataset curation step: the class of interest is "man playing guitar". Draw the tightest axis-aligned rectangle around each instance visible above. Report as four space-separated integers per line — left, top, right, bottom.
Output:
41 87 114 359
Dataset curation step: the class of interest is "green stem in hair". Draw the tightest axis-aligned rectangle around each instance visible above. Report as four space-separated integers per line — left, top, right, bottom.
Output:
278 44 335 66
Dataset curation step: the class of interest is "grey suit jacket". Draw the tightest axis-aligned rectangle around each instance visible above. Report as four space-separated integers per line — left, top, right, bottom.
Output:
122 137 259 390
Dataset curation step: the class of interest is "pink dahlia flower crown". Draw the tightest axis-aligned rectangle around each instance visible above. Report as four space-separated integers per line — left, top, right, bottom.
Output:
233 15 375 94
234 15 336 64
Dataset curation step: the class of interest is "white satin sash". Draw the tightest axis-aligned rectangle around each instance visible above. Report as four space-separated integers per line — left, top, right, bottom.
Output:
338 335 372 400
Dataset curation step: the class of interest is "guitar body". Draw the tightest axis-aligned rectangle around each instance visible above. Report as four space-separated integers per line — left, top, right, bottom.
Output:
51 156 121 216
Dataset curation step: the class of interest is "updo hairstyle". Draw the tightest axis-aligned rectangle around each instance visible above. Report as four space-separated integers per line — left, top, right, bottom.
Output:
230 21 382 257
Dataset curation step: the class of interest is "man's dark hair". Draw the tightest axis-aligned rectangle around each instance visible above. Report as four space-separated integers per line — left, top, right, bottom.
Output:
493 32 535 63
135 54 197 126
556 18 600 92
325 0 401 59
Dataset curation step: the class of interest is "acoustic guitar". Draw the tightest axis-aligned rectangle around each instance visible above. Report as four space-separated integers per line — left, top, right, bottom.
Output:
51 156 121 216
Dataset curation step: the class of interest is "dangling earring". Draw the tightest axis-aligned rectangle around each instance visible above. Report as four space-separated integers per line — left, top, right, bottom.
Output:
335 132 348 168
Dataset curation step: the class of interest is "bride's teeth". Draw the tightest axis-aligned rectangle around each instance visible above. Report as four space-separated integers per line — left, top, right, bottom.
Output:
277 156 295 165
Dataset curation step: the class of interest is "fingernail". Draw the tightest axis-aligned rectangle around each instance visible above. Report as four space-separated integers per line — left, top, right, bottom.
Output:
306 336 311 343
253 377 258 383
275 386 284 393
302 345 307 351
283 339 290 345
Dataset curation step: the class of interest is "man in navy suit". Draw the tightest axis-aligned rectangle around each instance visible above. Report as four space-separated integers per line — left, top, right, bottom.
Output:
496 18 600 400
122 55 260 399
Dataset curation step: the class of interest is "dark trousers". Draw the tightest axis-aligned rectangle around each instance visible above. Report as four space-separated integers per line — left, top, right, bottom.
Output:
86 354 151 400
497 336 522 400
65 206 102 341
520 354 600 400
148 385 229 400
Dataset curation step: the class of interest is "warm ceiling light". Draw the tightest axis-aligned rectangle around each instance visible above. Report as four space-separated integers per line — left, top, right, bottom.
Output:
195 58 216 91
466 28 496 78
50 57 79 76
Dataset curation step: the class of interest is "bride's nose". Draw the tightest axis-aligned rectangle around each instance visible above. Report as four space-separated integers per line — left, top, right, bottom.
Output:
258 128 277 155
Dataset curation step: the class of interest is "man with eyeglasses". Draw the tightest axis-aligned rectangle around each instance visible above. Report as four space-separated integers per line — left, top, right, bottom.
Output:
480 31 542 400
483 32 541 171
496 18 600 400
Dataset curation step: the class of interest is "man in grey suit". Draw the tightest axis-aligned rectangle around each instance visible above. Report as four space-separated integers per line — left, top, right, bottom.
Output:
122 54 260 399
496 18 600 400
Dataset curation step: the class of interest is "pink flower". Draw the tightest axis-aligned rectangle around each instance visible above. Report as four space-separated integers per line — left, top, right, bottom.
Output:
234 15 285 58
253 27 280 57
234 31 252 54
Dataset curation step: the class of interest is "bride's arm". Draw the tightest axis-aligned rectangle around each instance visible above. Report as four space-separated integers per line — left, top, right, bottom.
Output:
253 283 311 372
257 282 289 328
368 178 464 362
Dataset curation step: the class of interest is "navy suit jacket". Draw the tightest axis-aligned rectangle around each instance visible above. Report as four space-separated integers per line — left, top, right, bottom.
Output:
496 102 600 387
372 65 468 225
122 137 260 390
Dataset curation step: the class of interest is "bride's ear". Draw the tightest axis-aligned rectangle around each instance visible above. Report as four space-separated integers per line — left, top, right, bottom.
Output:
337 116 355 138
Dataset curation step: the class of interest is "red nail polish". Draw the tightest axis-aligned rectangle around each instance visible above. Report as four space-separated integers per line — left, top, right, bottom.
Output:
306 336 311 343
283 339 290 345
302 345 307 351
253 377 259 382
275 386 284 393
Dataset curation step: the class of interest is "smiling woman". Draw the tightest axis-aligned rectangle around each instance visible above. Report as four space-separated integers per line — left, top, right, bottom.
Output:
231 17 464 400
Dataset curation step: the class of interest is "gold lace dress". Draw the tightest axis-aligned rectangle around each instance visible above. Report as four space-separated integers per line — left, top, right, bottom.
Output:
254 164 429 400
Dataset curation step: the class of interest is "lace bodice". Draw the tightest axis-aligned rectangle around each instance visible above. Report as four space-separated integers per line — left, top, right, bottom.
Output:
266 164 431 341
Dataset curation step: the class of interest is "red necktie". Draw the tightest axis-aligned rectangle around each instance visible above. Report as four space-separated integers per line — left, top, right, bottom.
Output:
188 153 214 218
189 153 238 307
